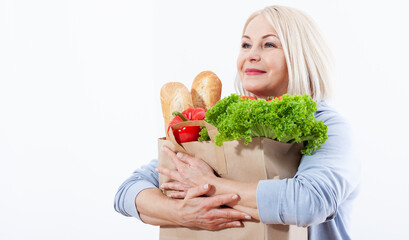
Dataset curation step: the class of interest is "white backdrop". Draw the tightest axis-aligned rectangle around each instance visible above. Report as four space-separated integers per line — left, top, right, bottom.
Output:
1 0 408 239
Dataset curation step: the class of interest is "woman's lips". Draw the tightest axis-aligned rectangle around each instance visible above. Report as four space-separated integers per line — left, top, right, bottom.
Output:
245 68 266 75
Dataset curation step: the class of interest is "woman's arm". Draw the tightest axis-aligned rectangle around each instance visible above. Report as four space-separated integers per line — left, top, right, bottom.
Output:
256 109 361 227
203 177 259 219
137 184 251 230
114 159 159 219
158 147 260 219
135 188 176 226
114 159 251 229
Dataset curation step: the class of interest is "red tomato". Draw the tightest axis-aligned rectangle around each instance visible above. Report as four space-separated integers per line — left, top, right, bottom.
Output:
240 96 257 100
267 96 282 102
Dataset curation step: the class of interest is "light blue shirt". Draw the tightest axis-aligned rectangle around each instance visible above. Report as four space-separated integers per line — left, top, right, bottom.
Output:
114 101 361 240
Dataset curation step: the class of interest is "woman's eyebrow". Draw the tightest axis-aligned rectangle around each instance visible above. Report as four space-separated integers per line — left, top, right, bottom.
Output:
262 34 279 39
242 34 279 39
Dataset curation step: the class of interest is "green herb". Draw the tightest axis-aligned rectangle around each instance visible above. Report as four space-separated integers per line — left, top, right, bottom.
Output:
198 93 328 155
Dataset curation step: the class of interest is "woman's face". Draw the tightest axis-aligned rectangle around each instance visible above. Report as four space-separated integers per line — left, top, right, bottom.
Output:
237 14 288 99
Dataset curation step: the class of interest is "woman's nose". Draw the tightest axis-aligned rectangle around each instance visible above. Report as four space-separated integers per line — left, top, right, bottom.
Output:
247 48 261 62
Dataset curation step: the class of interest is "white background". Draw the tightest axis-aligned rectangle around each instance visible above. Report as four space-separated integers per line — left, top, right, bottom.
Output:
1 0 408 239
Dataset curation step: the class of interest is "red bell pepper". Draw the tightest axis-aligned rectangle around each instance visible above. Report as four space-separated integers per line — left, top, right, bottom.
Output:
167 107 206 143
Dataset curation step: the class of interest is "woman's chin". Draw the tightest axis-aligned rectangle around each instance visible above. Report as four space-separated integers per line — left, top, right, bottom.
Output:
243 84 286 99
243 86 264 97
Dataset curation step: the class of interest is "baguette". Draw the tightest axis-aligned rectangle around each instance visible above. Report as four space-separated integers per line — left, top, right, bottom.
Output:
191 71 222 110
160 82 193 138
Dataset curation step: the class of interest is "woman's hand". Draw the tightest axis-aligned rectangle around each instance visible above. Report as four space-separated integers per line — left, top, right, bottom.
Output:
157 146 216 197
171 183 251 230
157 146 259 220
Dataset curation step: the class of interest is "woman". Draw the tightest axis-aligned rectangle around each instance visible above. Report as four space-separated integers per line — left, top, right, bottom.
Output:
114 5 360 239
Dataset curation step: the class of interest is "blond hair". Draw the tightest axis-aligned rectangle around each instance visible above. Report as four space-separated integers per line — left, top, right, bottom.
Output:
235 5 334 102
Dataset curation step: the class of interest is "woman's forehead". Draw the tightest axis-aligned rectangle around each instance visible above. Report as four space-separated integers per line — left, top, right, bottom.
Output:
243 15 278 39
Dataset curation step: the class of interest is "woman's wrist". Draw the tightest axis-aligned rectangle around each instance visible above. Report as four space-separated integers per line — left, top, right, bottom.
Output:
136 189 180 226
203 175 227 196
164 196 183 226
202 175 221 196
203 177 259 209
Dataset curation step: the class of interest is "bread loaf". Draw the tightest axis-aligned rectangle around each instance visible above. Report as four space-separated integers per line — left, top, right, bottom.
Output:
160 82 193 138
191 71 222 110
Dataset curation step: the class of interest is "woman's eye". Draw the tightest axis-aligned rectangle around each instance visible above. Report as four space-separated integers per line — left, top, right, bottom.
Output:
264 42 276 48
241 43 251 49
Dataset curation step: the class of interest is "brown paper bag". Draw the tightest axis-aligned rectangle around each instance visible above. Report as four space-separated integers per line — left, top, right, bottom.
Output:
158 120 308 240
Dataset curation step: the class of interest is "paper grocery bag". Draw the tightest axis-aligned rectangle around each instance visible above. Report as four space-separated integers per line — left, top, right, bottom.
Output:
158 120 307 240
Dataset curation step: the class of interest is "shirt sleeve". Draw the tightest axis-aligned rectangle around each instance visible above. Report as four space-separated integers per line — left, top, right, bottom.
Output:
256 107 360 227
114 159 159 220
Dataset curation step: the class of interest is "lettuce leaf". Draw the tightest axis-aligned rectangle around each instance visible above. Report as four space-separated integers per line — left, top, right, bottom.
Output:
198 93 328 155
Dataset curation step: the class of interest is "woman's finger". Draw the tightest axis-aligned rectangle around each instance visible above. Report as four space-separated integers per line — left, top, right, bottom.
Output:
214 221 242 230
161 181 189 191
175 151 209 170
174 151 189 164
208 208 251 221
203 193 240 209
185 184 211 199
162 146 188 170
156 166 184 183
168 191 187 199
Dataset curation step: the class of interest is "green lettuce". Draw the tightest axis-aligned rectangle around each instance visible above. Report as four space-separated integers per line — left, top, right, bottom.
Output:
198 93 328 155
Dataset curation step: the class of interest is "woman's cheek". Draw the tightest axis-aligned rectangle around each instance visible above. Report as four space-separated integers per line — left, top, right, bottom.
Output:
237 53 246 79
236 54 245 73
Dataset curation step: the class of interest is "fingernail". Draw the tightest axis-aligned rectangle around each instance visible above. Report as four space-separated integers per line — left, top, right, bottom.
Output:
160 146 165 152
176 152 183 158
232 195 238 200
245 215 251 220
236 222 241 226
155 168 159 172
160 184 164 189
203 184 209 189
